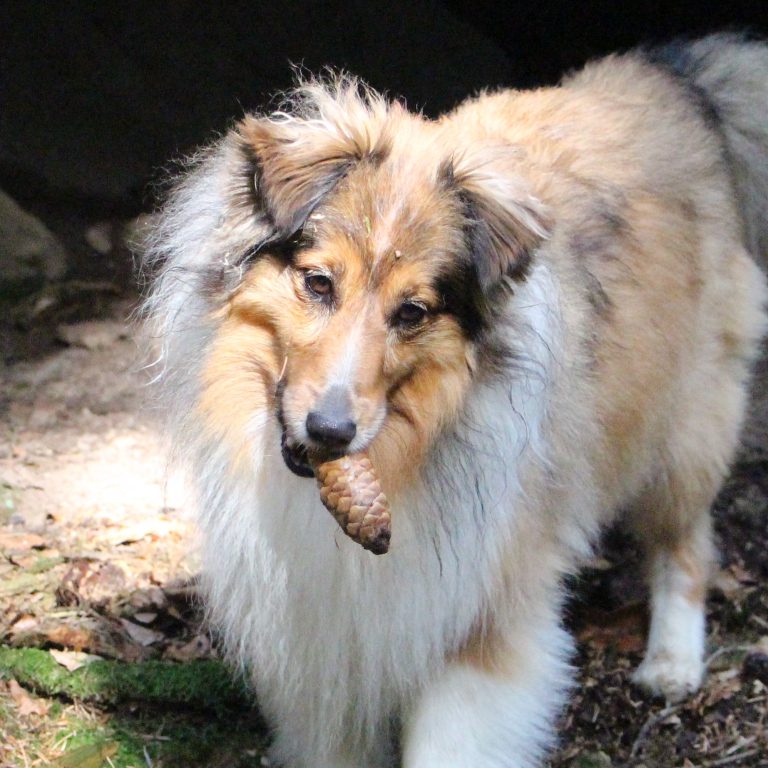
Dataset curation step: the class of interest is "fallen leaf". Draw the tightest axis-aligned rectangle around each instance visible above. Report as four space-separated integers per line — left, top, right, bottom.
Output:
9 615 38 638
0 530 46 552
164 634 213 661
49 649 103 672
45 623 98 651
10 551 65 571
9 552 39 568
703 669 742 707
132 611 158 624
120 618 164 646
576 603 648 654
56 560 127 608
8 679 50 716
129 586 168 612
106 517 183 545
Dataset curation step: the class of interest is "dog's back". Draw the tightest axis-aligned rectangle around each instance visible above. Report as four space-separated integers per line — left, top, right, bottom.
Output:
646 33 768 259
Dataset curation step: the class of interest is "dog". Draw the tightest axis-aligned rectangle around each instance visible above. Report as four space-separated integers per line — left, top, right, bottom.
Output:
143 34 768 768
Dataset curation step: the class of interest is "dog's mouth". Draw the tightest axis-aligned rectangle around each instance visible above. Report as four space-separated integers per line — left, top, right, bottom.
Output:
280 430 315 478
280 428 349 478
276 384 316 478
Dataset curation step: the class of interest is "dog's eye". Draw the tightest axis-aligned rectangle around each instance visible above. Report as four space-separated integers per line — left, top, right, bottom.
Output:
305 272 333 299
393 300 428 327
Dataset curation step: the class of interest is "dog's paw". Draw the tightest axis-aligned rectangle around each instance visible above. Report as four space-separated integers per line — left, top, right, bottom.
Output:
632 652 704 702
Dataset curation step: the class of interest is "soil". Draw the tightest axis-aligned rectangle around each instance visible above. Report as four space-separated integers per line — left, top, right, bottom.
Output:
0 266 766 767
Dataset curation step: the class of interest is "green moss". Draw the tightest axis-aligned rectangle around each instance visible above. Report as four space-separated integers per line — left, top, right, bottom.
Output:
0 646 249 712
28 554 66 573
1 647 267 767
47 708 266 768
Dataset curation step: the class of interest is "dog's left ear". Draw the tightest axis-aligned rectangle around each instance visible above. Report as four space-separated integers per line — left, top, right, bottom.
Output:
445 147 551 289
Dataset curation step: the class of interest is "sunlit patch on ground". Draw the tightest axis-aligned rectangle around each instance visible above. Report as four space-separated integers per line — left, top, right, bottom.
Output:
0 320 269 766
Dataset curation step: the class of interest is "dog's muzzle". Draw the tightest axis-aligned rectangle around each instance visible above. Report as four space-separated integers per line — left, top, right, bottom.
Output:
279 384 357 477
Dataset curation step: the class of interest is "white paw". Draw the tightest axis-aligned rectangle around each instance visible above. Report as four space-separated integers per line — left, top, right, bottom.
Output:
632 652 704 702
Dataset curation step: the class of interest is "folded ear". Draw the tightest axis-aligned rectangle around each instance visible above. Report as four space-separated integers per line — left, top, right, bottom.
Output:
446 146 551 289
237 79 392 239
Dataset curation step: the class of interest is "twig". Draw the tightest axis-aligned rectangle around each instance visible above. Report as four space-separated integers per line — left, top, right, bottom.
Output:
705 644 754 669
629 702 682 759
749 613 768 630
704 748 760 766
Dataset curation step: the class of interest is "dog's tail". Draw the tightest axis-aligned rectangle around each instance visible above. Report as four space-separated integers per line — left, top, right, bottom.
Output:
647 33 768 261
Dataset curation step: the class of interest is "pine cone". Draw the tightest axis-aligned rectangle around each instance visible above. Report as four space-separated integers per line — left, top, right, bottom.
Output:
313 453 391 554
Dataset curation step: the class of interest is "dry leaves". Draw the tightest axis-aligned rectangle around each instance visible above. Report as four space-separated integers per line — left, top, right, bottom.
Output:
49 649 102 672
119 618 165 647
575 603 648 654
0 530 47 553
8 678 50 717
56 559 127 609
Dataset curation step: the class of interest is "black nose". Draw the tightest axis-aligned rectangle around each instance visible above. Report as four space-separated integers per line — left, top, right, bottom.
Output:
306 385 357 449
306 411 357 448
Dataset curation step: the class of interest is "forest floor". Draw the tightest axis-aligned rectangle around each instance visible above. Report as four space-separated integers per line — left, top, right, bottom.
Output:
0 285 766 768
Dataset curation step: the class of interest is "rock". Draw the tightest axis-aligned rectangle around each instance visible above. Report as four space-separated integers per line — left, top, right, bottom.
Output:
84 222 114 255
56 319 129 350
0 189 67 298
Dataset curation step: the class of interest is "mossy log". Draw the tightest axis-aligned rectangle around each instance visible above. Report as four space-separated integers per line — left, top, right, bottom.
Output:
0 646 250 712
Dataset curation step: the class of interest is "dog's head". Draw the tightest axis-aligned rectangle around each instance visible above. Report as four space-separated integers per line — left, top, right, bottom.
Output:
184 78 549 489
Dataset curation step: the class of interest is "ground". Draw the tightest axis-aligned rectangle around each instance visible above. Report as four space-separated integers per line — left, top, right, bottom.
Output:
0 281 766 768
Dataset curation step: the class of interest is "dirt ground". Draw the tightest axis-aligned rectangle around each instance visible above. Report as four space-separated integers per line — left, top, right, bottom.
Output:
1 280 766 767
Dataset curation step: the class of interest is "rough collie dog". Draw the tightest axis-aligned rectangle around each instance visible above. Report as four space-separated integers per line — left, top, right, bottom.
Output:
144 34 768 768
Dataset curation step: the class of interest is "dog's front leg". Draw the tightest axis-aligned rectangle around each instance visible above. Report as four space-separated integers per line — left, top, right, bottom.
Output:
402 621 572 768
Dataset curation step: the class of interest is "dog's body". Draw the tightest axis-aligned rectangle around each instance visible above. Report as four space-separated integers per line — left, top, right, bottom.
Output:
145 35 768 767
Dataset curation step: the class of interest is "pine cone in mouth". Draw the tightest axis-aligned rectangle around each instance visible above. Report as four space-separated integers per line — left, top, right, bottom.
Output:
311 452 391 555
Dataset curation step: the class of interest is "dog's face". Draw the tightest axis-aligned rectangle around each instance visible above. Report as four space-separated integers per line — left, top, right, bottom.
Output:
196 84 549 490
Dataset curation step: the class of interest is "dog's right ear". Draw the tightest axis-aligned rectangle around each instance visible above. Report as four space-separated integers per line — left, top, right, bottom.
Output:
237 83 392 239
444 146 551 290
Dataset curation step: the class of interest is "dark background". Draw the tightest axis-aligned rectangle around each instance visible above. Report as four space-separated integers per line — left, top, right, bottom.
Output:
0 0 766 310
3 0 767 217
